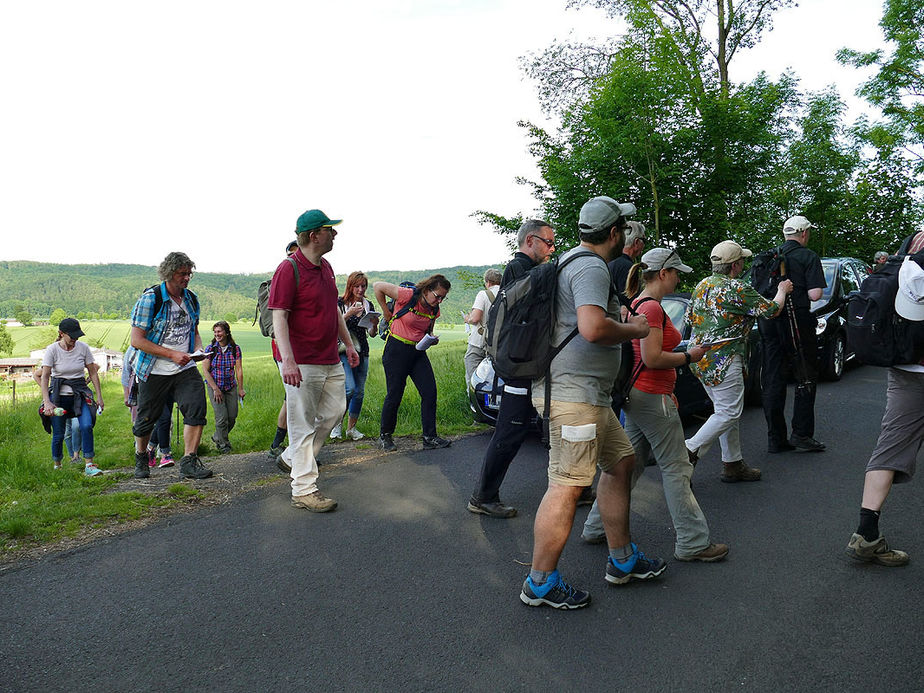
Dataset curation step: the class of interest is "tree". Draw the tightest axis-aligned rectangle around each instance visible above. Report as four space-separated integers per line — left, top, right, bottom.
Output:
49 308 67 325
223 313 237 324
0 323 13 356
838 0 924 174
14 309 33 327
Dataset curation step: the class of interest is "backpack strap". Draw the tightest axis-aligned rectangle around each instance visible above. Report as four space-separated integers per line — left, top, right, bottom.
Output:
540 249 611 447
622 296 666 392
287 255 300 290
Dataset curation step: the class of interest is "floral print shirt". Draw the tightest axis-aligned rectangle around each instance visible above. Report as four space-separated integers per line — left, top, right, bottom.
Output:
685 274 780 386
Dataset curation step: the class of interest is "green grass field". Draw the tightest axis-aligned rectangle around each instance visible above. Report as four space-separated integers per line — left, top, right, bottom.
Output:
0 322 485 554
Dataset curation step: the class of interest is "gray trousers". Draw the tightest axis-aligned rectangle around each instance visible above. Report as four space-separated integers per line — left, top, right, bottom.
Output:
866 368 924 484
464 342 486 386
208 384 239 448
584 388 711 557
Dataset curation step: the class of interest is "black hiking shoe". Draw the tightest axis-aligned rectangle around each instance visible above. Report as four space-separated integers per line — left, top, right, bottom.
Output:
380 434 397 452
134 451 150 479
179 454 213 479
422 436 451 449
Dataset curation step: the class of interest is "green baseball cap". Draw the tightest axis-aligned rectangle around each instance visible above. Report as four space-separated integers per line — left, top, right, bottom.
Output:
296 209 342 234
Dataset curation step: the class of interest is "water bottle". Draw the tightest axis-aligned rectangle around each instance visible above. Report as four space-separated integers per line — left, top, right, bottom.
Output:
52 407 67 417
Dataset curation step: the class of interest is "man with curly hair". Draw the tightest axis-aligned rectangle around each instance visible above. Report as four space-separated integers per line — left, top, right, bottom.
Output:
128 251 213 480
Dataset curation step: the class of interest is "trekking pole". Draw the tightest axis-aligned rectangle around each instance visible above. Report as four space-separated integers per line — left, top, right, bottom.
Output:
784 295 812 394
779 257 812 394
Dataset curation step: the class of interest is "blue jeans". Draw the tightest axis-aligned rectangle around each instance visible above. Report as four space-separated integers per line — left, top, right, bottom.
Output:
64 417 82 458
51 396 95 462
340 353 369 419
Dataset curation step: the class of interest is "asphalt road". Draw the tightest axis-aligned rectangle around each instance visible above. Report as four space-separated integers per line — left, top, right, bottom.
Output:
2 365 923 692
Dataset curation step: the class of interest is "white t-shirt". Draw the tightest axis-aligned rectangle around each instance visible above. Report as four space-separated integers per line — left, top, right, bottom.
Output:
467 285 499 349
42 340 95 394
151 298 197 376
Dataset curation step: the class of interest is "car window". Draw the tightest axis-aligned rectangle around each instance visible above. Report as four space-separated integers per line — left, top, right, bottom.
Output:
812 261 837 311
662 297 688 332
840 263 859 295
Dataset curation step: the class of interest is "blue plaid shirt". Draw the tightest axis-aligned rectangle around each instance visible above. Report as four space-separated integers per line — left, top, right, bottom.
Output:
130 283 201 382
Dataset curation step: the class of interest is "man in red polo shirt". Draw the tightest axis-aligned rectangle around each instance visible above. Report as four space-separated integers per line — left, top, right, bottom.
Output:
269 209 359 513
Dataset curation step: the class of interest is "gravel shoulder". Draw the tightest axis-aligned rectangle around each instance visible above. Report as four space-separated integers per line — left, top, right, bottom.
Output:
1 433 469 572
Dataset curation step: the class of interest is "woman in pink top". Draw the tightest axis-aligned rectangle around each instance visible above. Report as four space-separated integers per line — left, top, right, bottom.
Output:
373 274 452 452
623 247 729 563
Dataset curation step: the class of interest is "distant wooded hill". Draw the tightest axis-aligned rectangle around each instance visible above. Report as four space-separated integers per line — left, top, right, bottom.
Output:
0 261 503 323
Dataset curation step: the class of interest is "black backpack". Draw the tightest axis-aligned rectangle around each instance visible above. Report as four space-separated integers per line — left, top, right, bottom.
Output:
846 247 924 367
750 245 793 298
484 250 597 381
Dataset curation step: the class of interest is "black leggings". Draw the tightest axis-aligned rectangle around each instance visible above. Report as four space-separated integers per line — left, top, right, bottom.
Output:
379 338 438 437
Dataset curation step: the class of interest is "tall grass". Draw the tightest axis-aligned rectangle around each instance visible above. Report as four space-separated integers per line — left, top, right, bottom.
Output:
0 329 483 551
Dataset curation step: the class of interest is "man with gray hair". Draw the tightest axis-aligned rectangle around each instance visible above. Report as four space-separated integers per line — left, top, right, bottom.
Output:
758 215 827 453
467 219 556 519
874 251 889 271
519 196 658 610
609 220 647 301
463 268 503 385
129 251 213 480
684 241 792 482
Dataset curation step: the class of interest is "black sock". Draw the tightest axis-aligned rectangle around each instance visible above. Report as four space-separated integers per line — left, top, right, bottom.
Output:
857 508 881 542
271 427 287 448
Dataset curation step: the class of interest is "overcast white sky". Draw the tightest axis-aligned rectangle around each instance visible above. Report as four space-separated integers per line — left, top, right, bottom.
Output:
0 0 886 274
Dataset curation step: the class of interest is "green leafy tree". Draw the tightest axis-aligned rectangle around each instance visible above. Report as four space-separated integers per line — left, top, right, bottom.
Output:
838 0 924 175
49 308 67 325
14 309 33 327
223 313 237 324
0 323 13 356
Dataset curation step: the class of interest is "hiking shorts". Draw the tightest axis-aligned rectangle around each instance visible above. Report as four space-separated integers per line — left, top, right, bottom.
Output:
133 367 207 437
534 399 635 486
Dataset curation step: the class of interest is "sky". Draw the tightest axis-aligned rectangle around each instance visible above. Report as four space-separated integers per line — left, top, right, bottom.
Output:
0 0 887 275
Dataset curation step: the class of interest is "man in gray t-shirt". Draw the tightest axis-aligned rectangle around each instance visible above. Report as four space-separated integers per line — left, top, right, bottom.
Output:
520 196 664 611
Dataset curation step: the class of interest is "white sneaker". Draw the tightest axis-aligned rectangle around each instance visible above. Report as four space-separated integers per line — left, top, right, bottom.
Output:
330 424 342 440
346 427 364 441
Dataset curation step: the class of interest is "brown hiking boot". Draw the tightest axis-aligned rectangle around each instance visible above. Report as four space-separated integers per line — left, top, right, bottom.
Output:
291 490 338 513
846 533 909 567
721 460 761 483
675 543 729 562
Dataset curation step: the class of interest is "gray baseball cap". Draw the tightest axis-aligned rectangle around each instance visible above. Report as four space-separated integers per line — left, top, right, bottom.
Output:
642 247 693 273
578 196 636 232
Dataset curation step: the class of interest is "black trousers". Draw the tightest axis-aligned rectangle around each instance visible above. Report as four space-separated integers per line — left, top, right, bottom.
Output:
759 311 819 444
472 378 532 503
380 338 438 438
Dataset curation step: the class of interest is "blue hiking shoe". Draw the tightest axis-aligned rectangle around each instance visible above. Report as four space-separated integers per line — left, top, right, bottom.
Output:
605 543 667 585
84 463 103 477
519 570 590 610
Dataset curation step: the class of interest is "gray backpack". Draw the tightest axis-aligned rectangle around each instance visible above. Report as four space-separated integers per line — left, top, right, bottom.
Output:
255 256 299 338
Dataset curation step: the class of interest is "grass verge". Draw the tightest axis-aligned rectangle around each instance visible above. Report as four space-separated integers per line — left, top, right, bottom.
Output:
0 334 484 556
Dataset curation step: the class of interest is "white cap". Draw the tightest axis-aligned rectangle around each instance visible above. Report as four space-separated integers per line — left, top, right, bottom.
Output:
783 215 816 235
895 257 924 321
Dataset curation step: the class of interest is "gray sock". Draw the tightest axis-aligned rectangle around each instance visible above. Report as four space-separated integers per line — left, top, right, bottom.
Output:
609 543 634 564
528 568 552 585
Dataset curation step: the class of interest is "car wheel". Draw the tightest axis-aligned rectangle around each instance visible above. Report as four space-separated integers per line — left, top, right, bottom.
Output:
824 332 845 381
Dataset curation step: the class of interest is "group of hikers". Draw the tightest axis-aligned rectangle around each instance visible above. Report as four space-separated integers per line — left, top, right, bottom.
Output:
35 200 924 609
